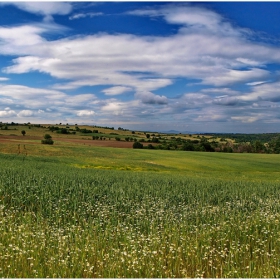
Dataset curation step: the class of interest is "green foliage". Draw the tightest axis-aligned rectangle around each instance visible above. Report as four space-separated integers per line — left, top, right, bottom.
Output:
151 137 159 143
21 130 26 136
115 137 121 141
58 128 70 134
41 139 54 145
48 126 60 132
269 137 280 154
79 128 93 133
133 141 143 149
41 134 54 145
181 141 194 151
44 134 52 139
146 144 154 149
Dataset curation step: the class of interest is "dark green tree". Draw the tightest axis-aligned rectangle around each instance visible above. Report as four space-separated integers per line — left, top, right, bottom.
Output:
133 141 143 149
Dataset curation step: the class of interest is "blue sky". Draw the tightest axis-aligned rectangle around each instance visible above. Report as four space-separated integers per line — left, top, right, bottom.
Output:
1 2 280 133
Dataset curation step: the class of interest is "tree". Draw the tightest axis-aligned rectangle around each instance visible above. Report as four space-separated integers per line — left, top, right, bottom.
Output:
146 133 150 139
41 134 54 145
133 141 143 149
21 130 26 136
253 140 265 153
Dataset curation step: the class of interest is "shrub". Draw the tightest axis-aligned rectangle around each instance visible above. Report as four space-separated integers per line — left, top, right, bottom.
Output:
41 139 54 145
41 134 54 145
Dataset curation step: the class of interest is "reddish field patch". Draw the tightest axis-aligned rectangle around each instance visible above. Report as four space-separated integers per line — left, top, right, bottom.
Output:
0 135 140 148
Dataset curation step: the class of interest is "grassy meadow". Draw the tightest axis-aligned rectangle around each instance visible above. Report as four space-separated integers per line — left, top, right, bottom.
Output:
1 125 280 277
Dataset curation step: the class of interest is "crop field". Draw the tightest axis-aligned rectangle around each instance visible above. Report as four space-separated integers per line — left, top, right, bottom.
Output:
1 130 280 277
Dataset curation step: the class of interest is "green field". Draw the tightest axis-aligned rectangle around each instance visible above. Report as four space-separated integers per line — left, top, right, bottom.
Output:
1 142 280 277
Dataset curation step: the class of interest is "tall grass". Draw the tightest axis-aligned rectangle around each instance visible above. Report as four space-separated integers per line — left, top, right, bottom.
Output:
1 153 280 277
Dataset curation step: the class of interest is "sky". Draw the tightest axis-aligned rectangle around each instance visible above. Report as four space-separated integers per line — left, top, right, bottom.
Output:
1 2 280 133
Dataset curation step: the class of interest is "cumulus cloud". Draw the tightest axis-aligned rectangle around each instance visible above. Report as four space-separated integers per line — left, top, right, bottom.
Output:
135 91 168 105
17 110 34 117
0 108 16 117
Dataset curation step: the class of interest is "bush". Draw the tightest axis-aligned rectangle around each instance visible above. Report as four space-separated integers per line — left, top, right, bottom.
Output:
42 134 54 145
57 128 69 134
133 141 143 149
152 137 159 143
41 139 54 145
182 142 195 151
44 134 52 139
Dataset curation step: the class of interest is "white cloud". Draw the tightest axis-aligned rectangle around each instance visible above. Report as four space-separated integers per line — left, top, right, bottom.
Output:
0 84 66 100
2 2 72 21
101 102 123 112
0 3 280 131
102 86 132 96
213 96 239 106
239 81 280 102
18 110 34 117
246 81 266 86
231 116 258 123
69 12 103 20
76 110 95 117
2 19 279 92
202 68 270 86
0 108 16 117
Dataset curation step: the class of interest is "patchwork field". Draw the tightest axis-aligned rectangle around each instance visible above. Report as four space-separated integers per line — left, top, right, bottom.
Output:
1 125 280 277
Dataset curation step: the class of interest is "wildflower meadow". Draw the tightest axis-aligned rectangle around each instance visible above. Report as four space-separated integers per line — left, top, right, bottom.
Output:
1 150 280 277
